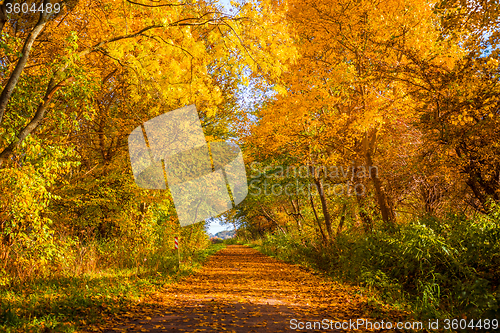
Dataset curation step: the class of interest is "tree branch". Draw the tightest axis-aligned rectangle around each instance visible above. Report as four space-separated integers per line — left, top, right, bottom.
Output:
0 77 74 166
0 0 51 125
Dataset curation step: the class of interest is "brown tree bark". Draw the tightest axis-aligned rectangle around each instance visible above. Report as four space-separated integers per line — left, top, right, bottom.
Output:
0 76 74 166
313 176 333 239
309 193 327 243
336 203 347 237
0 0 13 35
0 1 51 125
261 208 286 234
363 128 395 228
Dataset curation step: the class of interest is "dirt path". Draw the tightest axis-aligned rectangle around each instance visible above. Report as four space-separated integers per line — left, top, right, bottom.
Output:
89 245 402 332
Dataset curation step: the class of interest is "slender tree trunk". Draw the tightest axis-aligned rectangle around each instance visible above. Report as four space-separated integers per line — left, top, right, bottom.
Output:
465 177 489 213
356 194 373 233
0 0 13 35
0 3 50 125
313 176 333 239
309 193 327 243
336 203 347 237
363 128 395 228
261 208 286 234
283 199 303 234
0 77 73 166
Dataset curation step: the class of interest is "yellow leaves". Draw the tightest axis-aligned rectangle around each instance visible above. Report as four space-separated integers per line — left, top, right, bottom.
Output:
207 30 219 44
38 0 264 123
487 57 499 69
245 0 456 171
274 84 287 95
205 107 217 118
451 111 474 126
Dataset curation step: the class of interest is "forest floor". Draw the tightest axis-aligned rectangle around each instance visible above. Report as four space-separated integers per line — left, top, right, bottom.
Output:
86 245 409 333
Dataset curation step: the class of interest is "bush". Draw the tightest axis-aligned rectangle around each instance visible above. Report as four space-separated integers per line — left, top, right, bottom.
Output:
255 210 500 319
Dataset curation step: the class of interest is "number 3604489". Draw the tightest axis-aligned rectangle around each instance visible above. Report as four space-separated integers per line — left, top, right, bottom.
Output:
6 2 61 14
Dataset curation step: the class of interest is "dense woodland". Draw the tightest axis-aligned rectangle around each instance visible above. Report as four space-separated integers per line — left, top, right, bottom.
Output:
0 0 500 330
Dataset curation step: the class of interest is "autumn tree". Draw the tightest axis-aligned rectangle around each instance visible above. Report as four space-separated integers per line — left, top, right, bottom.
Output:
0 0 296 281
241 0 485 241
393 0 500 213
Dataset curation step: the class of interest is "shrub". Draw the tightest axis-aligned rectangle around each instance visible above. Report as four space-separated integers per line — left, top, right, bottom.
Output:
255 210 500 318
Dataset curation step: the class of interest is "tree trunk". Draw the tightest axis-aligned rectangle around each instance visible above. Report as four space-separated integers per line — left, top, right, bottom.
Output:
261 208 286 234
313 176 333 239
283 199 303 234
0 77 73 166
336 203 347 237
363 128 395 228
356 194 373 233
0 3 50 125
309 193 327 243
0 0 13 35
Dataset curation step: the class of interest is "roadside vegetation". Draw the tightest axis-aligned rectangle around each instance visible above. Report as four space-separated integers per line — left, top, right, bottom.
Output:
242 210 500 320
1 218 223 332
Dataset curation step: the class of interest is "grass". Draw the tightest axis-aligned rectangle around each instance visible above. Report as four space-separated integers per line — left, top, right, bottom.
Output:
0 243 225 333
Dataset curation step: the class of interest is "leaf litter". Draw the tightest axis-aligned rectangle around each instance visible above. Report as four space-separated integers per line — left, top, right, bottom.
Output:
85 245 408 332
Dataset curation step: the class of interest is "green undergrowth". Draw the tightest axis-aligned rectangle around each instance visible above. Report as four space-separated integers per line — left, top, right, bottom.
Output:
0 243 225 333
222 238 240 245
249 212 500 325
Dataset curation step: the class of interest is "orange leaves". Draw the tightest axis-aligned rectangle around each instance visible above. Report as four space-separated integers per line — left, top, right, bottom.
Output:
245 0 454 170
90 245 402 333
